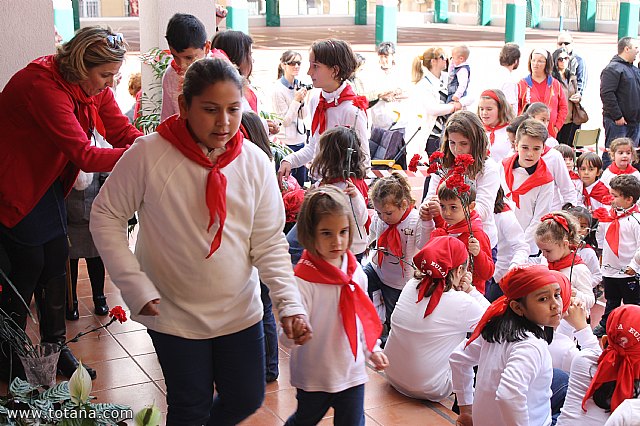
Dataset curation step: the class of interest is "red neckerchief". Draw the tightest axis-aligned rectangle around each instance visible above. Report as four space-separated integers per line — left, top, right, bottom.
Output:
592 205 640 257
377 207 412 266
295 250 382 358
483 122 508 145
311 84 368 136
156 115 243 258
501 203 511 212
244 85 258 113
569 170 580 180
609 163 637 175
323 177 369 206
433 210 483 237
31 55 106 137
547 251 585 271
502 155 554 208
582 181 611 208
170 59 182 74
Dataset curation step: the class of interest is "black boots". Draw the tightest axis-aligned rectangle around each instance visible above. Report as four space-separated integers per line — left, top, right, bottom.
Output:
66 300 79 321
93 296 109 316
57 346 96 380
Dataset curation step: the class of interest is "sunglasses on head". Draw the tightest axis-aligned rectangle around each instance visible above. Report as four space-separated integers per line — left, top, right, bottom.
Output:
106 33 124 48
558 41 571 46
286 61 301 66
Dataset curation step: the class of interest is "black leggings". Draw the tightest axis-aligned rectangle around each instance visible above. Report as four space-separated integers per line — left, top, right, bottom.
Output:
69 257 105 300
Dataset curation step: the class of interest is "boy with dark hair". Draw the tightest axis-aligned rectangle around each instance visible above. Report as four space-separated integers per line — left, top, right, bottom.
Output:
592 174 640 336
498 43 521 115
161 13 211 121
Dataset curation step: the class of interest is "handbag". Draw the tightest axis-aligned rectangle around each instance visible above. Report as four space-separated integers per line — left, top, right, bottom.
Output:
572 101 589 125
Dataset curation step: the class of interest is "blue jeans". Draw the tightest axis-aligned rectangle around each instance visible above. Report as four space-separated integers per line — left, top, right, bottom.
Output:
148 322 265 425
602 116 640 168
551 368 569 425
260 282 279 380
285 384 365 426
364 263 402 327
288 143 308 188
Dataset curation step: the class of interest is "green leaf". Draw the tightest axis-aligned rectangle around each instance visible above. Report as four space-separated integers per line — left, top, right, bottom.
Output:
39 381 70 402
9 377 34 397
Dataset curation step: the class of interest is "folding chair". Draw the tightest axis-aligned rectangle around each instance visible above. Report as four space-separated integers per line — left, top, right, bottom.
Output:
573 128 601 154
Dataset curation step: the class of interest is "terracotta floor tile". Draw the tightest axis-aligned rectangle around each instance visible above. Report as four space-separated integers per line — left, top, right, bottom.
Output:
239 407 283 426
108 317 146 335
92 381 167 418
133 353 164 381
89 357 152 392
113 329 155 356
65 334 129 364
263 387 298 421
65 315 105 338
265 356 293 393
364 371 411 410
365 400 455 425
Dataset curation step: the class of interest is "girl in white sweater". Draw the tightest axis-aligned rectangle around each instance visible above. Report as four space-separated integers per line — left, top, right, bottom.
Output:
284 186 388 425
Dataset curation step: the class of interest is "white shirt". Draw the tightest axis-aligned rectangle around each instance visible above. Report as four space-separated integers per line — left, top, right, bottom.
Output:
558 263 595 311
544 148 578 210
604 399 640 425
487 127 513 164
496 66 519 117
90 133 306 339
426 157 501 248
384 281 488 401
600 167 640 188
282 254 378 393
271 78 308 146
548 322 600 372
578 246 602 288
579 180 611 211
450 333 553 426
597 211 640 278
494 209 530 282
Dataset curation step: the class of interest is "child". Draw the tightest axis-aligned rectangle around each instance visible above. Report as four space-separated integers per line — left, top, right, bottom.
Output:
90 58 311 423
448 45 471 104
422 111 500 249
161 13 211 121
557 305 640 425
383 236 489 402
278 38 370 186
489 187 530 302
577 152 611 211
426 181 495 294
524 102 559 148
450 264 563 426
284 186 388 425
366 172 430 328
592 175 640 337
501 118 555 255
600 137 640 188
125 71 142 124
555 144 581 192
478 89 515 163
564 205 602 291
535 211 595 311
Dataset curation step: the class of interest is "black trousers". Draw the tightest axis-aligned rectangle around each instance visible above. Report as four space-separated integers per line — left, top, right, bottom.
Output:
599 275 640 328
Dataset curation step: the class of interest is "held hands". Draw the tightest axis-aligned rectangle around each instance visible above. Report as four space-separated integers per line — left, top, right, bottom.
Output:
370 351 389 371
277 161 292 189
139 299 160 316
467 237 480 257
281 314 313 345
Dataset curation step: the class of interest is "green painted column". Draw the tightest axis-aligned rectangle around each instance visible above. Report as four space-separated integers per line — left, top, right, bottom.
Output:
479 0 491 26
579 0 596 32
526 0 541 28
226 0 249 34
619 0 640 39
355 0 367 25
375 0 397 45
434 0 448 23
71 0 80 31
266 0 280 26
506 0 526 47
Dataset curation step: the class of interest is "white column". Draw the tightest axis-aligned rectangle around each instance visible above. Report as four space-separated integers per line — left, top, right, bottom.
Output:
0 0 55 89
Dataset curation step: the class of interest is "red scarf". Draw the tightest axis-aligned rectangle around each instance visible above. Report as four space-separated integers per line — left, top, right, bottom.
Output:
156 115 243 258
244 85 258 113
547 251 585 271
432 210 483 237
582 181 612 208
582 305 640 412
466 264 558 347
311 84 368 136
569 170 580 180
31 55 106 137
377 207 412 266
295 250 382 358
502 155 554 208
484 123 508 145
609 163 637 175
592 205 640 257
170 59 182 75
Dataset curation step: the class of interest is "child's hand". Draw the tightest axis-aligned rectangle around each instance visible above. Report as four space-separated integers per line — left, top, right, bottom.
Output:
139 299 160 316
467 237 480 257
625 267 637 276
281 314 313 345
267 119 281 135
427 198 441 218
419 201 433 221
344 180 358 198
370 351 389 371
277 161 292 186
455 271 473 293
563 298 588 331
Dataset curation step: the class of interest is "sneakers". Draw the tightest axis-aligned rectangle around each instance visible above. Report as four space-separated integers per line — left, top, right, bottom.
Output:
592 323 606 337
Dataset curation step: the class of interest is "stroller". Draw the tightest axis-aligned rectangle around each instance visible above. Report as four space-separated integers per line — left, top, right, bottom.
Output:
369 123 421 171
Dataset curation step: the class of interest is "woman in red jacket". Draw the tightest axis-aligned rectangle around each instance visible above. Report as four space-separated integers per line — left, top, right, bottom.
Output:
0 26 142 381
517 48 568 138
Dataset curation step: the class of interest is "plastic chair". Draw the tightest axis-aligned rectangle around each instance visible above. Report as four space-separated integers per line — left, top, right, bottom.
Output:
573 128 601 153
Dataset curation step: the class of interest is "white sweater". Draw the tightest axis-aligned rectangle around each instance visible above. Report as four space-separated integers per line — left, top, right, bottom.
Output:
578 246 602 288
494 209 530 282
487 127 513 164
600 167 640 188
597 211 640 278
426 157 501 248
283 81 370 170
271 78 308 146
384 281 488 401
604 399 640 425
368 208 430 289
282 254 378 393
544 148 578 210
548 321 600 372
558 263 595 311
90 133 306 339
450 334 553 426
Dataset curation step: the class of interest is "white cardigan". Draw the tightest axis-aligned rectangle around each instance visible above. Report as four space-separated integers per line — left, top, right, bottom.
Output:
91 133 306 339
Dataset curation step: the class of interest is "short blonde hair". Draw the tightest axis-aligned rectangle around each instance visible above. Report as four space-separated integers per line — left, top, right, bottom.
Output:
609 137 639 163
56 26 126 83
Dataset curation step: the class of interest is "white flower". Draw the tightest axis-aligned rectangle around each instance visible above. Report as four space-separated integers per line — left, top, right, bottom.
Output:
134 404 162 426
69 362 92 405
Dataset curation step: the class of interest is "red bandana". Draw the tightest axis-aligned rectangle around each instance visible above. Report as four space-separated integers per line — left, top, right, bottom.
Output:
569 170 580 180
31 55 106 137
582 305 640 412
432 210 483 237
244 85 258 113
377 207 413 266
483 123 509 145
609 163 637 175
547 252 585 271
311 84 368 136
295 250 382 358
592 205 640 257
502 155 554 208
156 115 243 258
466 264 558 348
582 181 611 209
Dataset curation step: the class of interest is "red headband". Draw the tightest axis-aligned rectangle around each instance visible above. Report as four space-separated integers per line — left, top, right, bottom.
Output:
540 213 570 233
480 90 500 104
